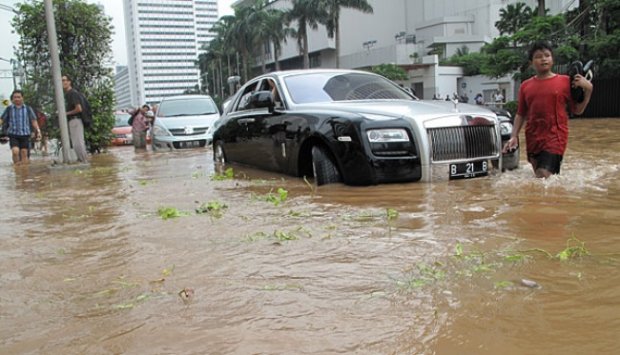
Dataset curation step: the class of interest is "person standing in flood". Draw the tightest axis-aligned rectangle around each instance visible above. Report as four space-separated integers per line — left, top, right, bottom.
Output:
503 41 593 178
62 75 88 163
131 104 150 149
1 90 41 165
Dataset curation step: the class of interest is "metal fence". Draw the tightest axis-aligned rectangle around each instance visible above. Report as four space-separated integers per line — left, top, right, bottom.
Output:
581 78 620 118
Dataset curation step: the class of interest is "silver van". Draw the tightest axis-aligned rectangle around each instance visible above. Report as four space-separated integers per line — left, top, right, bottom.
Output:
151 95 220 150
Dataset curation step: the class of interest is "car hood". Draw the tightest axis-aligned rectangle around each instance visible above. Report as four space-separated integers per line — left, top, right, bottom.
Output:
155 113 219 129
299 100 497 125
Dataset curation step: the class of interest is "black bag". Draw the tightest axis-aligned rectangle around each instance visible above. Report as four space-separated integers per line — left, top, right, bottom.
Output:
77 91 93 129
128 108 139 126
567 60 594 103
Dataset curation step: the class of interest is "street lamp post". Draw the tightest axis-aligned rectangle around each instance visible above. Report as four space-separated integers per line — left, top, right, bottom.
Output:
44 0 73 163
0 57 17 90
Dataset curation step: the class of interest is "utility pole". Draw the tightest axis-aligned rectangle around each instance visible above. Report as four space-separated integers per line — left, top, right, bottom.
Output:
44 0 73 163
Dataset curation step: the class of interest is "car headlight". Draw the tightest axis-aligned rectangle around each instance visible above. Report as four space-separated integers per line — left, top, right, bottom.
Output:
366 129 410 143
500 122 513 136
152 125 171 137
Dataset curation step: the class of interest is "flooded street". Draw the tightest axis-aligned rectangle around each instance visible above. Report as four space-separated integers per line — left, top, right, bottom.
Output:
1 118 619 354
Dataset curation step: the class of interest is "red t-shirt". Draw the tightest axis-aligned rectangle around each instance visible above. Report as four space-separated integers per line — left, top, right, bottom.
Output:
517 74 573 155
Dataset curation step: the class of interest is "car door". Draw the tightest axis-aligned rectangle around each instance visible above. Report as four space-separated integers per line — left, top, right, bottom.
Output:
218 81 259 164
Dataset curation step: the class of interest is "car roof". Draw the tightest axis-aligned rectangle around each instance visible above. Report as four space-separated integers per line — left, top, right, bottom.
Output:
159 94 213 102
256 68 379 80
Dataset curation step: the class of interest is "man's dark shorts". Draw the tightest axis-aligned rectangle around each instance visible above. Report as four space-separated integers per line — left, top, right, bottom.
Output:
528 150 563 174
9 135 30 149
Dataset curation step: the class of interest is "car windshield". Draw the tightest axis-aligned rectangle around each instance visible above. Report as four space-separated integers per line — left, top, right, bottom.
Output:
284 72 414 104
158 97 218 117
114 113 130 127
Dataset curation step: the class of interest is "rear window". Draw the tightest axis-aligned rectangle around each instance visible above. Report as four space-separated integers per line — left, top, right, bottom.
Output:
284 72 413 104
114 113 130 127
158 97 219 117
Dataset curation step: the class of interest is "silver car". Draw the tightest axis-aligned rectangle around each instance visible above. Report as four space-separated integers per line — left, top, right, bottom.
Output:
151 95 220 150
213 69 503 186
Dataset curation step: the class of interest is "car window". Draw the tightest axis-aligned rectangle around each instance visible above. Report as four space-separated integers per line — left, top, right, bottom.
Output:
114 113 130 127
157 97 219 117
234 82 259 112
284 72 413 104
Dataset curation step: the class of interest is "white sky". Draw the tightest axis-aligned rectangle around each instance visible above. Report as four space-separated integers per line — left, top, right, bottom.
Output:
0 0 235 98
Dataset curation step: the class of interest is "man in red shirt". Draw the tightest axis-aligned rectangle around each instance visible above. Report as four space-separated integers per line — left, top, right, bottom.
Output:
503 41 593 178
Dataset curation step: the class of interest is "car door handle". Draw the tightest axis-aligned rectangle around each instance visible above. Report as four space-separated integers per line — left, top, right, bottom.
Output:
238 118 255 124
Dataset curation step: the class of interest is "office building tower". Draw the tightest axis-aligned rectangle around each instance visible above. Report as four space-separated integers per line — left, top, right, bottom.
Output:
123 0 218 106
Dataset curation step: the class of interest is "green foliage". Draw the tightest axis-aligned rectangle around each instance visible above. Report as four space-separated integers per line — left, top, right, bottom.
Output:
12 0 115 150
211 167 234 181
157 207 190 220
495 2 533 36
444 51 489 76
195 201 228 219
504 100 518 117
369 63 408 81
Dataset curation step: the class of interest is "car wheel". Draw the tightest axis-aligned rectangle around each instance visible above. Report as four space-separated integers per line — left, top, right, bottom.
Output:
311 145 341 186
213 141 226 171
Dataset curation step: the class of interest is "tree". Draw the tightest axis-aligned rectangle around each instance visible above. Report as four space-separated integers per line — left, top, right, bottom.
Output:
287 0 327 69
263 8 292 71
495 3 532 36
369 63 407 81
322 0 373 68
12 0 115 151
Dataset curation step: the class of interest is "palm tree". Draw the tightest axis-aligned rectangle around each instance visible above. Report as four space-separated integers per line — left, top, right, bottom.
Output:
231 5 259 82
538 0 546 16
495 3 533 36
287 0 327 69
263 9 292 71
322 0 373 68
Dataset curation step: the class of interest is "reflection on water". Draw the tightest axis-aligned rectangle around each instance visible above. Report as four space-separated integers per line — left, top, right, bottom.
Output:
0 119 619 354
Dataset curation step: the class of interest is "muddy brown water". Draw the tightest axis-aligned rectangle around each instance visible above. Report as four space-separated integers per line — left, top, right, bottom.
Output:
1 118 619 354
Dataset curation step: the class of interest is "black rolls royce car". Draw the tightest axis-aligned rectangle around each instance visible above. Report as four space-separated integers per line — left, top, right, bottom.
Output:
212 69 504 186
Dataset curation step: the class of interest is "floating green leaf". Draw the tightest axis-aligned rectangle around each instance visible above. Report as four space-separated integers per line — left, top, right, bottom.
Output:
157 207 190 220
211 167 234 181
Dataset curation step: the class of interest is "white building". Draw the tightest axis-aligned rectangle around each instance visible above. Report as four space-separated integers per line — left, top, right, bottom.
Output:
235 0 577 100
123 0 218 106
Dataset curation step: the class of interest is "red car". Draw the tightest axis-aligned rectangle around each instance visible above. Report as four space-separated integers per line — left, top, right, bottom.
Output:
111 112 133 146
111 111 152 146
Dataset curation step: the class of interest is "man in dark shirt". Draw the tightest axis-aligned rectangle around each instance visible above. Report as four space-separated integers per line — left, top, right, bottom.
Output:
62 75 88 162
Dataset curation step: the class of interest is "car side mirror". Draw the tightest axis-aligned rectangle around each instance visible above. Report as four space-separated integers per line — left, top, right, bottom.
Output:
249 90 275 112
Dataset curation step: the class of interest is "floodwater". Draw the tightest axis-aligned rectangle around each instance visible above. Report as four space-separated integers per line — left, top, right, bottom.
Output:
1 118 619 354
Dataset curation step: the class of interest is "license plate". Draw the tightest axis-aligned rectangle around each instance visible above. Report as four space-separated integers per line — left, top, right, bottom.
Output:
449 160 488 179
179 140 200 148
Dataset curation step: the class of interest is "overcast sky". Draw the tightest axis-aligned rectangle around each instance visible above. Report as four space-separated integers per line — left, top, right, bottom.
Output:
0 0 235 98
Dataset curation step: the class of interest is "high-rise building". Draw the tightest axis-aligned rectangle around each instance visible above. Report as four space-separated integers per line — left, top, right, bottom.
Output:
123 0 218 106
114 66 132 110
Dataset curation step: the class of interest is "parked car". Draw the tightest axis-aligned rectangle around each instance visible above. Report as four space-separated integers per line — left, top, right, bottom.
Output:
111 112 133 146
212 69 504 186
151 95 220 150
487 106 520 170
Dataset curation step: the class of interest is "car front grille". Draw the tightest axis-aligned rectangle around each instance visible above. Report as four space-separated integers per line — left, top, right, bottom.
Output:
428 125 498 162
169 127 209 136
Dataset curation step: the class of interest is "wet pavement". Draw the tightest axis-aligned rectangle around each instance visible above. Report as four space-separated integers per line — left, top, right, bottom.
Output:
1 118 619 354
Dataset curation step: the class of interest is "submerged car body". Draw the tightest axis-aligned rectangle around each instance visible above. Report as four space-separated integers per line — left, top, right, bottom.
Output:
487 106 520 170
152 95 220 150
212 69 504 186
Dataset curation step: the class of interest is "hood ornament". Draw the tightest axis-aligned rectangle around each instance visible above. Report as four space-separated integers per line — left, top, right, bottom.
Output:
451 99 460 112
